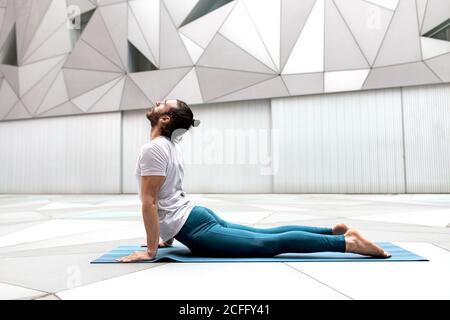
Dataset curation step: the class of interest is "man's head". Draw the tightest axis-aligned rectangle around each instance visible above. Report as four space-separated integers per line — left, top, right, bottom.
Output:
146 99 199 140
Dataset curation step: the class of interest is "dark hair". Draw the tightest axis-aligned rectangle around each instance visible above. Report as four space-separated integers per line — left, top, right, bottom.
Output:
160 100 200 139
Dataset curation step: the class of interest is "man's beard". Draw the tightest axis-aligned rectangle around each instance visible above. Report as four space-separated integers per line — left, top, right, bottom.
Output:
146 109 171 138
146 108 159 127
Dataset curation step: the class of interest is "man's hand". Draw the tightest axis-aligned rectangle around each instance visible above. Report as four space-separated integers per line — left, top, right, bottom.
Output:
116 251 156 263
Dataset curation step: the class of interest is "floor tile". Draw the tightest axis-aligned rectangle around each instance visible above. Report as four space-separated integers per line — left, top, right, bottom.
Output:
37 202 95 211
257 213 323 224
0 223 146 253
286 243 450 300
352 210 450 227
0 211 48 224
57 262 348 300
0 282 46 300
0 252 160 293
0 220 140 249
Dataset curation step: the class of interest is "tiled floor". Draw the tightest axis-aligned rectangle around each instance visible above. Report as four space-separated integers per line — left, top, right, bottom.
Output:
0 194 449 300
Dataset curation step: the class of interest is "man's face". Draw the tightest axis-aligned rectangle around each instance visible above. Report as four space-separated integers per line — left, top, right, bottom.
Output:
146 100 178 127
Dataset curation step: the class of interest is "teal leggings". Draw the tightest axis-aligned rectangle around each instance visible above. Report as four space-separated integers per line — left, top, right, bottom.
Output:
175 206 346 257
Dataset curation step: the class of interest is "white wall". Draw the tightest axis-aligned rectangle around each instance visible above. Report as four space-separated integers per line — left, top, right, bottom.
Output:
0 84 449 194
402 84 450 193
121 100 273 194
0 113 121 193
272 89 406 193
181 100 273 193
122 109 152 194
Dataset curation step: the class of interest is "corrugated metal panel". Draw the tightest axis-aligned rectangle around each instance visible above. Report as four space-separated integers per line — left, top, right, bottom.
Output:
272 89 405 193
402 83 450 193
0 113 121 193
122 100 273 194
122 110 152 194
181 100 273 193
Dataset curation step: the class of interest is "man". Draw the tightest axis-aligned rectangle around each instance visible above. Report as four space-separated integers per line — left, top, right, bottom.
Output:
117 100 390 262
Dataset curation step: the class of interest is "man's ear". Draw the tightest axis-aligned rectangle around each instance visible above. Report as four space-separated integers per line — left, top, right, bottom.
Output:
160 115 171 123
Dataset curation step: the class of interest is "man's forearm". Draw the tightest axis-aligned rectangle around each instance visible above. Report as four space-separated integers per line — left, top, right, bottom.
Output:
142 203 160 255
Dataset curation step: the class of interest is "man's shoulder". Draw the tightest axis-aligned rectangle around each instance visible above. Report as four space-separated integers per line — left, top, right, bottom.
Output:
140 138 171 154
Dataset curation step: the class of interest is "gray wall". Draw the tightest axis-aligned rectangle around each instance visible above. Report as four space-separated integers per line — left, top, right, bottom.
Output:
0 112 121 193
0 0 449 122
0 83 449 194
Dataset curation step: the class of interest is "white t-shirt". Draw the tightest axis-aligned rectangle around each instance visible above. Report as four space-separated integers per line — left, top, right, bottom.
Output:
135 136 194 242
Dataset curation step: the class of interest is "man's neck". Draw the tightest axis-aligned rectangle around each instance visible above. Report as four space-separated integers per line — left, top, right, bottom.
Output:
150 127 161 140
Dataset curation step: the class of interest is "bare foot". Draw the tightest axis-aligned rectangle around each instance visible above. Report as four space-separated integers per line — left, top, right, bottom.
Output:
344 229 391 258
332 223 349 235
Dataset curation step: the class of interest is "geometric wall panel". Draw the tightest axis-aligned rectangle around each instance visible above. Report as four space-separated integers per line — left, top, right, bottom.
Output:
220 0 277 72
0 0 448 122
421 0 450 34
280 0 316 71
421 37 450 60
324 0 369 71
425 53 450 81
325 69 370 93
334 0 395 66
283 0 324 74
373 0 422 67
363 62 441 89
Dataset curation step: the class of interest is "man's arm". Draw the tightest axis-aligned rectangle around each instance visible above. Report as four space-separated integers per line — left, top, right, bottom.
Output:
116 175 164 263
141 175 165 256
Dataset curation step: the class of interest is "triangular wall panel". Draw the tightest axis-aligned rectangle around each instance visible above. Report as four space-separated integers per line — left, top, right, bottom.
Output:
324 0 369 71
280 0 317 70
23 21 72 65
334 0 394 66
19 54 67 96
373 0 422 67
165 68 203 105
160 4 192 68
421 37 450 60
81 10 124 70
0 80 19 120
425 53 450 81
120 76 153 110
220 0 277 72
197 34 276 74
196 66 275 101
21 57 66 114
37 71 69 114
90 76 125 112
99 3 128 70
283 0 324 74
129 67 192 104
0 0 447 121
37 101 83 118
363 62 441 89
421 0 450 34
63 68 122 99
4 100 31 120
65 40 122 72
164 0 198 27
212 76 289 103
16 0 53 63
0 65 19 96
129 0 160 67
23 0 68 62
179 1 235 49
243 0 281 71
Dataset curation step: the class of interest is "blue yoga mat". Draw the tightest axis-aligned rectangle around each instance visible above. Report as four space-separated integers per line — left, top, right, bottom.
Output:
91 242 428 263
